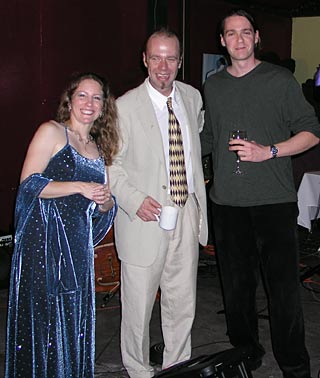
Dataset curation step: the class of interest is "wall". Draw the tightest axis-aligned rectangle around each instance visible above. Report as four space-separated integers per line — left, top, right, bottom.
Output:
0 2 41 233
292 17 320 84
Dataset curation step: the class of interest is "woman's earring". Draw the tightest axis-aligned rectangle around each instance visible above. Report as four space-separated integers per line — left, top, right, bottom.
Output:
68 104 72 112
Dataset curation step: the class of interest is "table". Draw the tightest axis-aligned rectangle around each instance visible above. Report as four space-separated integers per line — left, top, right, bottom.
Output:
297 171 320 231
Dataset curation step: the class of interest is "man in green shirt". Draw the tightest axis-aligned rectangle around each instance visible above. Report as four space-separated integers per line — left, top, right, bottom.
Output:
201 9 320 378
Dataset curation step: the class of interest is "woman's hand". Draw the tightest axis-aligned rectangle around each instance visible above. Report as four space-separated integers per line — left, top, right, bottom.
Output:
78 182 109 203
79 182 114 212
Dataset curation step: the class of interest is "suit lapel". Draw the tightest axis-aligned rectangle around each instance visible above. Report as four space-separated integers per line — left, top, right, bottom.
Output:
176 83 197 154
135 83 166 166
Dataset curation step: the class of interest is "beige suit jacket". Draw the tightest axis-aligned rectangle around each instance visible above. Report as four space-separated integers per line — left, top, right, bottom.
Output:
109 79 208 267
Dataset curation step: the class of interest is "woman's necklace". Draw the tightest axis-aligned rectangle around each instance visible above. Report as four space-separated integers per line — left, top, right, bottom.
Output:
68 127 94 145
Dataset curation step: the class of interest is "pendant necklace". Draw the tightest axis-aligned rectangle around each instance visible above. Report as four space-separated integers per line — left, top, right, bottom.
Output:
68 127 94 145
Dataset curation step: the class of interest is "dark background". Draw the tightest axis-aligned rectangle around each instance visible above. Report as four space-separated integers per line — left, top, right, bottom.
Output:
0 0 318 232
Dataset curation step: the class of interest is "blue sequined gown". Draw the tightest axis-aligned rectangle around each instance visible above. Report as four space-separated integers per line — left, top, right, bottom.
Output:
5 128 116 378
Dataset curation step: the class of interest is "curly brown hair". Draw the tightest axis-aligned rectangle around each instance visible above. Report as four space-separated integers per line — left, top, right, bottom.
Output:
56 72 120 166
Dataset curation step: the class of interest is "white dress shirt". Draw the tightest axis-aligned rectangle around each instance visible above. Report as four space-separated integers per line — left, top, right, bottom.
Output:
146 78 195 194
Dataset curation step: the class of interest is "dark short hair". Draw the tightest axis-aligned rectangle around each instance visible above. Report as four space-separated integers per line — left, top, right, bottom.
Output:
144 27 183 58
219 9 261 53
220 9 259 35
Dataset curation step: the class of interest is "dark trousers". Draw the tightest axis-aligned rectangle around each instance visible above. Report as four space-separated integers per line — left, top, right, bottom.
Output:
212 202 311 378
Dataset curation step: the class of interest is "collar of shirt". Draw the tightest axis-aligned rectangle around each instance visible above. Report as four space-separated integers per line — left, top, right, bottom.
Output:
146 78 177 110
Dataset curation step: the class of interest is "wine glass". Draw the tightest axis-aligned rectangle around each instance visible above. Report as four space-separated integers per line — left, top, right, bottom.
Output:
229 130 247 175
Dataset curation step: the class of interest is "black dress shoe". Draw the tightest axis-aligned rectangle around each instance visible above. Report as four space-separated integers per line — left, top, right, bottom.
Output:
240 345 265 371
244 354 263 371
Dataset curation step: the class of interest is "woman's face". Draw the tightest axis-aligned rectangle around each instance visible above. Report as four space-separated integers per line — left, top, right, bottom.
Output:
70 78 104 126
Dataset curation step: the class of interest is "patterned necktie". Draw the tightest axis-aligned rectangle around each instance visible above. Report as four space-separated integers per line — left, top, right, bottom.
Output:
167 97 188 207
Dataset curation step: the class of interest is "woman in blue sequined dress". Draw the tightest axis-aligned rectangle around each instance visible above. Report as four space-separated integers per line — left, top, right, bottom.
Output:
5 72 119 377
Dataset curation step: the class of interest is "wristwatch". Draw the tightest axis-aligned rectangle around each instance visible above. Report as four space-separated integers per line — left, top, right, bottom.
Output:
270 145 278 159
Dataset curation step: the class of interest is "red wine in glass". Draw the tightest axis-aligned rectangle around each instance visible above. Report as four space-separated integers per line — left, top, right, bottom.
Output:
229 130 247 175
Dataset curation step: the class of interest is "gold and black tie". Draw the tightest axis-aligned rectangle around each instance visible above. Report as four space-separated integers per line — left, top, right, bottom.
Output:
167 97 188 207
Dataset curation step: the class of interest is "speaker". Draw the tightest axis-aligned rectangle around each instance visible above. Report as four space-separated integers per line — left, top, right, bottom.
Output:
0 246 12 288
150 342 165 365
153 347 253 378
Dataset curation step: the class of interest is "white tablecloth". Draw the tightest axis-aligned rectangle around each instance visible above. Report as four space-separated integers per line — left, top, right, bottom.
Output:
297 171 320 231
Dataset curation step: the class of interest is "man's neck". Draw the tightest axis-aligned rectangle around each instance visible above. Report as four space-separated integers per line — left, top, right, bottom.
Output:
227 58 261 77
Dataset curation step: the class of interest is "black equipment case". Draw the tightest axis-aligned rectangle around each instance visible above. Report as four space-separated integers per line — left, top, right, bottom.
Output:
153 347 253 378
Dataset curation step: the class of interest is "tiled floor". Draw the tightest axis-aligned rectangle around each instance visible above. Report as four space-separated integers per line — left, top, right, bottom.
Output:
0 226 320 378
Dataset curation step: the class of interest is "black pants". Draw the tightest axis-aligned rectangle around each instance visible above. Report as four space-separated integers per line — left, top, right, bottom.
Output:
212 202 311 378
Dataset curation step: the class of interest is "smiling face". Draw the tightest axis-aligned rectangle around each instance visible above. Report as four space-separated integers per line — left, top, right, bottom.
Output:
143 34 181 97
221 15 259 64
69 78 104 126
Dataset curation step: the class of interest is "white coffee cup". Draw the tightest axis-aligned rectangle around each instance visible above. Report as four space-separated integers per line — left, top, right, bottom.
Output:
155 206 179 231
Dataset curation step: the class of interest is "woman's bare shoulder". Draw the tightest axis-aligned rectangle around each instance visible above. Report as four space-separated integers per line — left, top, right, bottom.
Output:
27 121 67 155
36 120 65 135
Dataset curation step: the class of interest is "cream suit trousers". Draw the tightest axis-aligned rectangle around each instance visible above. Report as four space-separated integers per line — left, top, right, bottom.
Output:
120 194 200 378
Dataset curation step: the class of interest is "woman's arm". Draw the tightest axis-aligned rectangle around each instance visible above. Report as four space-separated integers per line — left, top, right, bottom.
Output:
20 121 66 182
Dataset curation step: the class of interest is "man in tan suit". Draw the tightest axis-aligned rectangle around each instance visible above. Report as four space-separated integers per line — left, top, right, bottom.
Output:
109 28 208 378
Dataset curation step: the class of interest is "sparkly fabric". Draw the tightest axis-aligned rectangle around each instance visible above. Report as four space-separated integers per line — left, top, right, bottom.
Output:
5 134 117 378
167 97 188 207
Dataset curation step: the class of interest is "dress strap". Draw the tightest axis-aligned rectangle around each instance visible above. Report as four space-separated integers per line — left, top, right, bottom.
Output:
64 125 70 144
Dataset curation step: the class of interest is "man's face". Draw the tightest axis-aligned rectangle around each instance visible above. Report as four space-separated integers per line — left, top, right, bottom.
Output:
221 15 259 63
143 35 181 97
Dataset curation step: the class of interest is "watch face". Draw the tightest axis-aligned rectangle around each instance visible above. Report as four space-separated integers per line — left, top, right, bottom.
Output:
271 145 278 158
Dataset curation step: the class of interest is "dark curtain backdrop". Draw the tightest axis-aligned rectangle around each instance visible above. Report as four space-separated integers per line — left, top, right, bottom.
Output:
0 0 294 232
0 0 148 232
